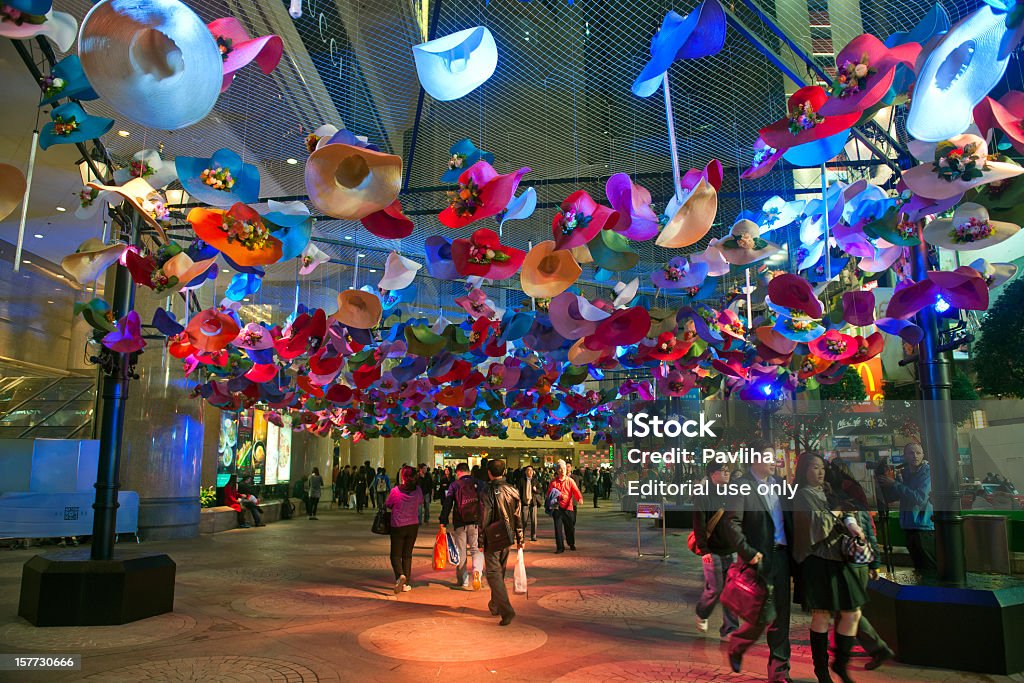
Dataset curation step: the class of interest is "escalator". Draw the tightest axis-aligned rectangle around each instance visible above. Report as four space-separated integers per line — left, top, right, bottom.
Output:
0 376 96 440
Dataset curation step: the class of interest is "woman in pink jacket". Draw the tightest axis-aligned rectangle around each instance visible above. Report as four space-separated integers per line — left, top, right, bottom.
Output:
386 466 424 594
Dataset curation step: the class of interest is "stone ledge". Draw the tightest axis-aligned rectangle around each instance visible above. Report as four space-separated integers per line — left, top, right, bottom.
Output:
199 499 303 534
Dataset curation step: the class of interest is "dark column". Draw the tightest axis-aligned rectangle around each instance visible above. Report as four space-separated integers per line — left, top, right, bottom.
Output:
910 221 966 586
90 223 137 560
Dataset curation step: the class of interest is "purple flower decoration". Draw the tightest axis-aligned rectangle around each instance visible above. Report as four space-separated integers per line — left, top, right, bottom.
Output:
102 311 146 353
651 256 709 289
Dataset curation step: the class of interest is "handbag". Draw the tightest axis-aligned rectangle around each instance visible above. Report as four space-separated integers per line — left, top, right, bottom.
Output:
842 535 876 565
687 508 725 555
720 561 771 625
483 519 512 552
371 507 391 535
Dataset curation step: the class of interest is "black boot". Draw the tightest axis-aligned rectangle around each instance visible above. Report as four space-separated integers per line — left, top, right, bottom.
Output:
831 634 857 683
810 631 833 683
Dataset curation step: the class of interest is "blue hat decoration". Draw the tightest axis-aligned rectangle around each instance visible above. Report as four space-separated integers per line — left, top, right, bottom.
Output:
175 148 260 208
39 102 114 151
441 138 494 183
413 26 498 101
39 55 98 106
631 0 727 98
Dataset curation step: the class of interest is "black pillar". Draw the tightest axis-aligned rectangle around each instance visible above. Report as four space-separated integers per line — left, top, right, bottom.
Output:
90 222 137 560
909 221 966 586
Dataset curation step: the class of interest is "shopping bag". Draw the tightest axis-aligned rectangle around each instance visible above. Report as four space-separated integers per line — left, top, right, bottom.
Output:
433 526 448 571
371 507 391 535
513 548 528 596
446 531 461 565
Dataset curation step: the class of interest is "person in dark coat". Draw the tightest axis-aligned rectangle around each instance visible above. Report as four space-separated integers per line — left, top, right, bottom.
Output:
692 462 739 639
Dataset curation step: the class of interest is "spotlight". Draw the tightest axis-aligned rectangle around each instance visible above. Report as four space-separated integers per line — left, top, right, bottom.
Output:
117 130 130 137
934 295 950 314
761 384 773 397
286 158 298 165
55 206 66 212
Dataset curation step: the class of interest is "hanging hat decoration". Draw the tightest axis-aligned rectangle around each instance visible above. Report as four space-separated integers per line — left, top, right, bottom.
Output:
631 0 727 97
741 137 784 180
968 258 1017 288
38 102 114 151
499 188 538 228
206 17 284 92
86 177 171 239
306 130 402 220
922 202 1020 250
424 235 460 280
605 173 660 241
716 219 781 265
0 164 26 222
333 289 383 330
102 311 146 354
760 86 860 153
60 239 127 285
650 256 708 290
38 55 98 106
413 26 498 101
656 178 718 248
299 243 330 275
451 228 526 280
819 34 920 116
378 251 422 291
263 200 313 261
0 7 77 51
112 149 179 189
78 0 222 130
442 138 494 183
188 203 283 267
361 199 414 239
176 148 260 208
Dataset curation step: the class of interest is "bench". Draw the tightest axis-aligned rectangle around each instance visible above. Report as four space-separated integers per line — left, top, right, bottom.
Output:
198 499 303 534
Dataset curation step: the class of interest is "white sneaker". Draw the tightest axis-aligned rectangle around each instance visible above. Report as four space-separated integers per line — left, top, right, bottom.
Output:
695 617 709 633
402 584 412 592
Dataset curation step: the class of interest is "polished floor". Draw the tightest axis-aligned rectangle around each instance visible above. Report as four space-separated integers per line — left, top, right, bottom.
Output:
0 500 1020 682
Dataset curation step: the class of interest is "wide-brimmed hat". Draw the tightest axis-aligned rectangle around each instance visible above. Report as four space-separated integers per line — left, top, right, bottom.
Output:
38 102 113 151
902 135 1024 200
163 249 218 290
455 288 498 320
102 311 145 354
758 195 803 233
885 3 950 97
38 55 98 106
233 322 274 350
207 17 283 92
974 91 1024 155
760 86 860 152
306 133 402 220
424 235 459 280
0 164 26 222
552 190 620 251
439 161 529 229
262 200 313 261
755 325 798 355
605 173 659 240
112 148 178 189
968 258 1017 288
86 177 170 239
298 243 330 275
819 34 919 117
188 203 283 266
906 5 1023 142
79 0 221 130
500 187 537 228
0 8 76 51
631 0 727 97
651 256 708 289
926 266 990 311
922 202 1020 250
858 244 903 273
863 205 919 246
75 298 116 333
656 178 718 248
885 279 939 319
521 241 582 298
741 137 784 180
583 307 651 350
716 219 780 265
612 278 640 308
767 273 823 318
808 329 858 362
442 138 494 183
549 291 611 340
452 228 526 280
691 240 730 276
378 251 422 291
186 307 241 353
842 290 876 326
360 199 414 239
333 289 382 330
176 148 260 208
413 26 497 101
60 238 126 284
587 228 639 272
772 312 825 342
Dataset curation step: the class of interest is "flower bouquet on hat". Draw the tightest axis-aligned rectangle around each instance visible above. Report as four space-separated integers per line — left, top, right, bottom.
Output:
650 256 708 290
452 228 526 280
741 137 784 180
442 138 494 183
968 258 1017 288
0 6 77 51
439 161 530 229
207 17 283 92
819 34 920 117
922 202 1019 250
188 203 283 266
112 148 178 190
715 219 780 265
552 190 620 251
177 148 260 208
38 55 98 106
760 86 860 153
902 135 1024 200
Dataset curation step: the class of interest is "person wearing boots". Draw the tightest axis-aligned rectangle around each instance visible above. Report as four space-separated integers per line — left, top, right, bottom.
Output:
792 453 867 683
478 459 524 626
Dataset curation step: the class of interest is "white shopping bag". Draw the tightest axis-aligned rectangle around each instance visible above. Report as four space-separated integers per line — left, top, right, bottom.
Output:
513 548 528 596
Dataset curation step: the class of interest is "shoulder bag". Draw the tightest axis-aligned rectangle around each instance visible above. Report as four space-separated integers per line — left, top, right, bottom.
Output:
371 506 391 535
687 508 725 555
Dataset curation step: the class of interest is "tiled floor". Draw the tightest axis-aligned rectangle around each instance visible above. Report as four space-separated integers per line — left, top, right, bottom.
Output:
0 502 1020 682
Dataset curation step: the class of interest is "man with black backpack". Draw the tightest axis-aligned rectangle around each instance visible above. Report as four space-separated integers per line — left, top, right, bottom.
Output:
440 462 482 590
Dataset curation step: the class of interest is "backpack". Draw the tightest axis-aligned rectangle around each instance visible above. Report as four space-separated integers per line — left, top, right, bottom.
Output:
375 477 387 493
545 488 561 516
454 478 481 524
280 498 295 520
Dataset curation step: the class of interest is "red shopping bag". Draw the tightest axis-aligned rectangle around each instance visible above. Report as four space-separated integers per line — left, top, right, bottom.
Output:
433 526 448 571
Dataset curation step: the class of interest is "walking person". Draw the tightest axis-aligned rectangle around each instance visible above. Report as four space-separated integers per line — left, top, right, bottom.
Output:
518 465 542 542
354 464 369 514
385 466 423 594
372 467 390 509
547 460 582 553
692 462 738 640
723 451 793 682
478 459 524 626
878 442 935 577
440 463 483 590
307 468 324 520
336 465 351 508
792 452 868 683
418 463 434 524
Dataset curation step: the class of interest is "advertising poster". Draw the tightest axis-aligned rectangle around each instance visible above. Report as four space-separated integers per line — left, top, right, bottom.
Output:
251 409 268 485
265 421 280 486
216 413 237 487
235 409 255 479
277 413 293 483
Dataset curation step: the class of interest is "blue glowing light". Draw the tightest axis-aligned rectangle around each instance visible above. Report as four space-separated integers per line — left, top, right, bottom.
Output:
761 384 774 396
934 295 951 313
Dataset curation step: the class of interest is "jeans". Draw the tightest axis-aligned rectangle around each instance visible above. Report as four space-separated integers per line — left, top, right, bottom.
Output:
696 552 739 637
389 524 419 581
451 524 479 586
419 497 431 524
905 529 937 575
729 546 791 682
376 491 386 509
484 547 514 618
241 500 262 526
308 497 320 518
522 504 538 539
553 508 576 551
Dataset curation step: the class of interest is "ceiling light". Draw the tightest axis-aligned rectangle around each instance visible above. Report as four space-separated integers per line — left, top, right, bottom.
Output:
243 298 251 302
286 158 297 165
344 235 353 240
55 206 66 212
357 253 365 258
47 300 54 304
23 260 31 264
369 269 377 273
33 233 43 239
117 130 130 137
222 268 231 273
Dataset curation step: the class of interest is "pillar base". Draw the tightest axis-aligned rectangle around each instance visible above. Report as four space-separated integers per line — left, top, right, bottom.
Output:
864 576 1024 675
18 548 175 626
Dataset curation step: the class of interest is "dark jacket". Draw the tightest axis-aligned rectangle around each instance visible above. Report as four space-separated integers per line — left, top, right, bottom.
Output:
692 479 736 556
723 471 793 575
419 470 434 500
480 476 524 550
439 475 480 528
518 475 543 508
